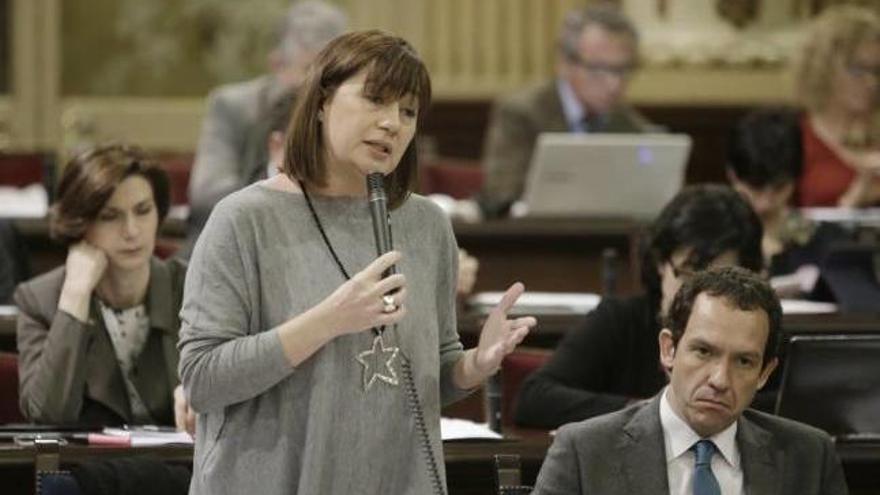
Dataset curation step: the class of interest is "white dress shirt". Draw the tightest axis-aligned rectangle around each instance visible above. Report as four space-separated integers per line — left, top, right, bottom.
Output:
659 387 745 495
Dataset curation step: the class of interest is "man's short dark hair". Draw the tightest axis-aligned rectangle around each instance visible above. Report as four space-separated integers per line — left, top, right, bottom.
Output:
640 184 764 313
665 266 782 367
727 108 803 188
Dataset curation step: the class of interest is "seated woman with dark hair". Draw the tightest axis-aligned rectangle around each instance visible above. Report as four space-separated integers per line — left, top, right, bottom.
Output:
727 108 848 299
515 184 764 429
14 145 194 431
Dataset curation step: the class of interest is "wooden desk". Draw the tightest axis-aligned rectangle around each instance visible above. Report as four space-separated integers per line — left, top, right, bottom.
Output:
1 431 878 494
453 217 645 295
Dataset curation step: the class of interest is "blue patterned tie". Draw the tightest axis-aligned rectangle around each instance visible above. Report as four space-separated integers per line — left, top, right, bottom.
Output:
692 440 721 495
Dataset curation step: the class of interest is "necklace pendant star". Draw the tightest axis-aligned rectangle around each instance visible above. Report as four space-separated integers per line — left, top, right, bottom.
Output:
356 334 400 391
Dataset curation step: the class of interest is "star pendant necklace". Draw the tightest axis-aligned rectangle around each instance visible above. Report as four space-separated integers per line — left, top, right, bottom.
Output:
300 180 400 391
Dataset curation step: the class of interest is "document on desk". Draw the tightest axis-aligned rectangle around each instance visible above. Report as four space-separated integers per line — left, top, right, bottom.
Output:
440 417 503 441
0 184 48 218
469 292 600 315
102 427 193 446
780 299 838 315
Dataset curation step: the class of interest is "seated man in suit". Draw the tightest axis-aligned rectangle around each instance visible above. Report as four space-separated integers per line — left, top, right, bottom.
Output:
182 0 347 258
533 266 848 495
478 3 657 217
515 185 765 429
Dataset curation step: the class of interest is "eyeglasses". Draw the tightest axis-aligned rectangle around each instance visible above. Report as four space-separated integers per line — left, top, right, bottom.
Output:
845 62 880 80
565 52 636 80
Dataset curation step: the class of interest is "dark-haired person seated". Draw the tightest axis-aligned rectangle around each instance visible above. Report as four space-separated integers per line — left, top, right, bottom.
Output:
14 145 194 432
515 185 763 429
532 267 848 495
727 108 848 299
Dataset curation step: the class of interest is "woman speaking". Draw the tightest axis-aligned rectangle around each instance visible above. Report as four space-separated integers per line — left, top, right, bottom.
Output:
178 30 535 494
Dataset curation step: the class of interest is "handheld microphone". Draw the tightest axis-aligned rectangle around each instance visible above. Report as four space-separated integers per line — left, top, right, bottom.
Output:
366 172 397 278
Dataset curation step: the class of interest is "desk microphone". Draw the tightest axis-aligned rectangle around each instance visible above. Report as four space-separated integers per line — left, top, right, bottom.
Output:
366 172 397 278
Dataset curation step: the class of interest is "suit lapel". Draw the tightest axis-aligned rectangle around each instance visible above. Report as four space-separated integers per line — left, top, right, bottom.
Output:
131 258 179 424
541 82 571 132
738 414 782 494
619 396 671 494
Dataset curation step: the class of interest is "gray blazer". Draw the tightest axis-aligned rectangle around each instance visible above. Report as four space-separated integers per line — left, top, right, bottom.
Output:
183 75 286 259
14 257 186 426
533 395 849 495
478 80 658 217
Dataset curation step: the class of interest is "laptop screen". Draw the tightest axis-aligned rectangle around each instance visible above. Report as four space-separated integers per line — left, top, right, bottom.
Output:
775 334 880 437
521 133 691 218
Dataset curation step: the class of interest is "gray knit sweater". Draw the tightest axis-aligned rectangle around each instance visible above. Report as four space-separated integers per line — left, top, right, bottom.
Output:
178 182 467 494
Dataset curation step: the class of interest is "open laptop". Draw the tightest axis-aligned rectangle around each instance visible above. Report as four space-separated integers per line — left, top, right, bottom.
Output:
775 334 880 439
521 133 692 218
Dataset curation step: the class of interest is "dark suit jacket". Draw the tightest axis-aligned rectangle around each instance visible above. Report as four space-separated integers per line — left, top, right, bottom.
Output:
479 80 658 217
14 257 186 426
533 395 848 494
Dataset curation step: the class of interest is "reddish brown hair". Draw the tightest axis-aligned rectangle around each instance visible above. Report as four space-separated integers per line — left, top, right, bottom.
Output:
50 144 170 245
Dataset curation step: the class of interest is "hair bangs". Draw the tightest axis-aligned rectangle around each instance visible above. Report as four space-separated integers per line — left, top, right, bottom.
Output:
364 43 430 110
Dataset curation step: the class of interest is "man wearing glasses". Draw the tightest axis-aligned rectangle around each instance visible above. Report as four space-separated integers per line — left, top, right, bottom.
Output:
479 4 658 217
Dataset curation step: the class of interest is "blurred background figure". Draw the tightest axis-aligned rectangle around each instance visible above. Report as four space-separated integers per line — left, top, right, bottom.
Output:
794 4 880 207
14 145 193 431
182 0 348 258
515 184 764 429
727 108 849 300
478 2 657 218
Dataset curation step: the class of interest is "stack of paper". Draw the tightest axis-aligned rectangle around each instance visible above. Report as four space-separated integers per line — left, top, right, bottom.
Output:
102 427 193 447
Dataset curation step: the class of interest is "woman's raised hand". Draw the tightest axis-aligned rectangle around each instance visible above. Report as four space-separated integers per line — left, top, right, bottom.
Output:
58 241 108 322
473 282 536 375
321 251 407 337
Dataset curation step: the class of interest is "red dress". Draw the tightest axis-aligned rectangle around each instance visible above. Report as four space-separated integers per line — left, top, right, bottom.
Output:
798 117 880 206
798 117 855 206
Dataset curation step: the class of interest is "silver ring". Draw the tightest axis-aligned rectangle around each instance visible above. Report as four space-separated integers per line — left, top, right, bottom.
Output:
382 295 397 314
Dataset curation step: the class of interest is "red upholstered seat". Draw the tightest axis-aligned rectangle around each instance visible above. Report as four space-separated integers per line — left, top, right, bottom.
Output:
419 158 483 199
500 348 551 427
155 153 193 206
0 352 25 424
0 153 45 187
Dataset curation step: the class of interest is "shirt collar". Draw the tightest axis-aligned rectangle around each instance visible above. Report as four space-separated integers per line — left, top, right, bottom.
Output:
556 78 587 132
660 387 740 468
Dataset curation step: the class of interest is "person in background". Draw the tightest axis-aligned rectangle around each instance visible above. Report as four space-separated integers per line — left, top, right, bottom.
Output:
794 4 880 207
727 108 848 299
178 30 535 494
478 2 657 217
14 145 194 433
515 184 764 429
532 267 848 495
182 0 348 258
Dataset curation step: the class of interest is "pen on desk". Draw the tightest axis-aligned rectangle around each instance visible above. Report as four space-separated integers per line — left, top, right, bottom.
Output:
67 433 131 447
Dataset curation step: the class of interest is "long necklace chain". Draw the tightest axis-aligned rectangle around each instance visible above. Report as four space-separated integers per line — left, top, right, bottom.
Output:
299 179 384 336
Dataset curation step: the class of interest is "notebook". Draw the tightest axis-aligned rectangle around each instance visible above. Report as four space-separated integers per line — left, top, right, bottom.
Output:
775 334 880 438
521 133 691 218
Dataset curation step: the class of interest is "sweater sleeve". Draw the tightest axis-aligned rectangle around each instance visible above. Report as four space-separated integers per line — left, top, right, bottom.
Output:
177 199 293 413
434 212 467 406
14 281 93 424
514 299 634 429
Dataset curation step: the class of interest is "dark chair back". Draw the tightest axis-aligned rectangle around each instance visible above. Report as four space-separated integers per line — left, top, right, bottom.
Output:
0 351 25 423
